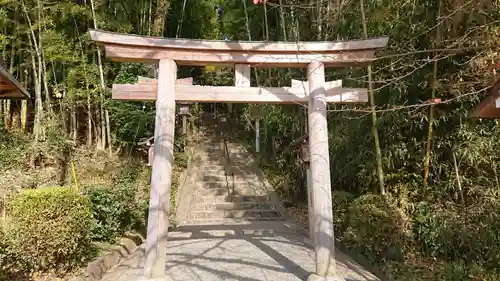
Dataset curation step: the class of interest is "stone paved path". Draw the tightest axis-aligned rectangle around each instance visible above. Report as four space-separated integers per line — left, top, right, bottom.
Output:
99 114 380 281
101 227 379 281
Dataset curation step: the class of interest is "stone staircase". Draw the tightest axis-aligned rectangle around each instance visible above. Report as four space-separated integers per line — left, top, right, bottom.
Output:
177 113 287 227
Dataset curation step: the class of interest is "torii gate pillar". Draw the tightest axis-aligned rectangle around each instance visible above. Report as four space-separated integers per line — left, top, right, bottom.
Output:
142 59 177 280
307 61 342 281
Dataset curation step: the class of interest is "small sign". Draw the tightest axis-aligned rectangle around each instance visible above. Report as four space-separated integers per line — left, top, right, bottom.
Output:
299 139 310 164
178 104 191 116
249 105 265 120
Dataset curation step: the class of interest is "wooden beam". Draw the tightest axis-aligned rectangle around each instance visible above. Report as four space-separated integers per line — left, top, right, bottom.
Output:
135 77 342 88
112 84 367 103
91 29 389 53
104 44 376 67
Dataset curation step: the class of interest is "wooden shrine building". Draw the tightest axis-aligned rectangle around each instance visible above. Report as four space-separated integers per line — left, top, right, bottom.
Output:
0 64 30 99
90 29 388 281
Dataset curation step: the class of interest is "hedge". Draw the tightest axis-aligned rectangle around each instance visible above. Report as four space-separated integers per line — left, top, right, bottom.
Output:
7 187 93 273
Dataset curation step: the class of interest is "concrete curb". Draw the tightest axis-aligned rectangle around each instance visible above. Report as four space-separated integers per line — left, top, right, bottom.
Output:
175 130 202 226
70 233 145 281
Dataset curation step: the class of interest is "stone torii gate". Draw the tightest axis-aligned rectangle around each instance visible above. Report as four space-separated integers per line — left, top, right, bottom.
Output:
90 29 388 281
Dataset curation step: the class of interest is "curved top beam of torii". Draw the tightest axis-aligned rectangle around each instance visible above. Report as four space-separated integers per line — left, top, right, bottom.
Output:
89 29 389 68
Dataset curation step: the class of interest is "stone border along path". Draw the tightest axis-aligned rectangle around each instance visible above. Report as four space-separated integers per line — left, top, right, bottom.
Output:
98 115 381 281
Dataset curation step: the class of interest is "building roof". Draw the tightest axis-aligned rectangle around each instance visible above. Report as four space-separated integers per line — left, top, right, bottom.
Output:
0 64 30 99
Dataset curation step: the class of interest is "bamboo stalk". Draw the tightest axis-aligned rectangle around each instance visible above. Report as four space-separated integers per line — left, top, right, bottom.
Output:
452 150 464 205
360 0 385 195
423 0 442 197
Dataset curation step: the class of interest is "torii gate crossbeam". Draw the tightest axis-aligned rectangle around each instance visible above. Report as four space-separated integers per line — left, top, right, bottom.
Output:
90 29 388 281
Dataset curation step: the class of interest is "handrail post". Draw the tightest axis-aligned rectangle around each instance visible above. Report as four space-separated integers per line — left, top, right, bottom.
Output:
232 172 235 202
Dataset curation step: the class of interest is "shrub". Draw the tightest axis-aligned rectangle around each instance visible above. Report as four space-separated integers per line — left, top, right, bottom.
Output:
342 194 410 262
331 190 354 235
8 187 93 273
414 201 458 258
414 199 500 269
87 187 123 242
86 185 134 242
87 179 147 242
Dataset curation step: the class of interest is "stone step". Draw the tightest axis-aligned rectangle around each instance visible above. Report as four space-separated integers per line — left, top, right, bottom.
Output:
194 182 268 192
190 202 276 211
191 194 274 204
198 165 228 172
188 209 282 220
195 187 231 197
181 216 286 226
198 181 265 190
199 173 261 182
168 223 308 238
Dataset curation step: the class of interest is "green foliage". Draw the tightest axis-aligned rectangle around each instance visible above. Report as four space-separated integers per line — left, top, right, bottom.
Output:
0 228 18 280
86 175 144 242
7 187 93 272
86 187 127 242
113 63 149 84
0 133 29 170
342 194 409 262
331 191 355 235
414 200 500 269
107 63 154 147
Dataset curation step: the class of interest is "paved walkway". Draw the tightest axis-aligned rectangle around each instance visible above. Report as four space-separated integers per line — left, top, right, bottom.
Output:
99 114 380 281
101 226 378 281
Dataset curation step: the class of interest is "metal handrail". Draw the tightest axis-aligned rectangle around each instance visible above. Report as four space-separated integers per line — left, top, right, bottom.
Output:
217 113 235 201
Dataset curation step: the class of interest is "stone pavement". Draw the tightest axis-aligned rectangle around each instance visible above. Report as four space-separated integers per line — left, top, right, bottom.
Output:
100 224 379 281
98 114 380 281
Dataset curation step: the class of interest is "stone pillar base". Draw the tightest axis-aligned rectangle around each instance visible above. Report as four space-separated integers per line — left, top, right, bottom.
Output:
136 276 173 281
307 274 346 281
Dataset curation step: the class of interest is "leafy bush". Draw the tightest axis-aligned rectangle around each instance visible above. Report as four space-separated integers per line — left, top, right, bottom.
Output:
331 190 354 235
342 194 410 262
7 187 93 272
86 184 138 242
0 228 18 280
414 199 500 269
87 187 125 242
0 133 29 169
414 201 458 258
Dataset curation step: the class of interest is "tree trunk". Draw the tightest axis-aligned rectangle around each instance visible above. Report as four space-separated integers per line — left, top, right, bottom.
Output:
22 0 44 140
360 0 385 195
278 0 287 41
90 0 110 153
106 109 112 156
148 0 153 36
152 0 170 36
87 96 93 146
71 105 77 142
21 69 28 132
